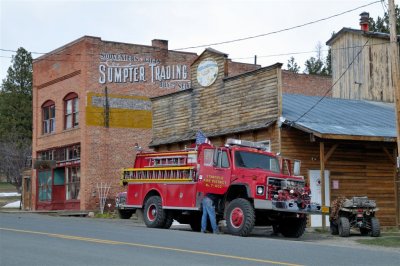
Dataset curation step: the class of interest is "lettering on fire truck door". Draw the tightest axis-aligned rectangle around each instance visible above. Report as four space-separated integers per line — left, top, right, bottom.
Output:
198 147 231 195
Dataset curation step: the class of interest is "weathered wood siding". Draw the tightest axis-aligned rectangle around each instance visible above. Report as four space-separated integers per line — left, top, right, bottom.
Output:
331 32 395 102
281 127 397 226
152 50 282 144
152 89 192 141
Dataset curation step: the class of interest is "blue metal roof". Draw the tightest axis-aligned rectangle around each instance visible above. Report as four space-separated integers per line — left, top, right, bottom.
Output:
282 94 396 138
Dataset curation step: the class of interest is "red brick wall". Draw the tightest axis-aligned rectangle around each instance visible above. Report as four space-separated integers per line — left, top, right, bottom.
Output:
227 60 260 77
32 36 197 211
282 70 332 96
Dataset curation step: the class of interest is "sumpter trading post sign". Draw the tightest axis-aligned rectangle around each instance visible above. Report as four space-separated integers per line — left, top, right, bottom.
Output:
98 53 191 90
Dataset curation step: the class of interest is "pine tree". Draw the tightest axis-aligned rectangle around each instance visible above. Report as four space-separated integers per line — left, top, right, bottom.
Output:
0 47 33 189
368 4 400 33
287 57 300 73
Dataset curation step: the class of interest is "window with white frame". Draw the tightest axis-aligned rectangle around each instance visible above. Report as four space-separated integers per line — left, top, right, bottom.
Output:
42 100 55 134
64 93 79 129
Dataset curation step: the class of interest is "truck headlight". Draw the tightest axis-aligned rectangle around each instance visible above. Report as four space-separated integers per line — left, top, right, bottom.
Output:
256 186 265 195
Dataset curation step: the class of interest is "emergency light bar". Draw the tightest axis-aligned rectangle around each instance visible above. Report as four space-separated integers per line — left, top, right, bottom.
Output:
226 138 269 151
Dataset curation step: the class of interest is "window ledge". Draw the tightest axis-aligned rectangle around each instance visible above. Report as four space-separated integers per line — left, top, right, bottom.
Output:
63 127 80 133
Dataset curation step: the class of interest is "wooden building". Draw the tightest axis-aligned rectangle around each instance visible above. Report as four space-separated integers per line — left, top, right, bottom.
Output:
150 48 398 227
327 27 399 103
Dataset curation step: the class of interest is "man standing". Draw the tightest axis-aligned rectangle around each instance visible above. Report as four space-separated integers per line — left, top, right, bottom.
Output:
201 193 220 234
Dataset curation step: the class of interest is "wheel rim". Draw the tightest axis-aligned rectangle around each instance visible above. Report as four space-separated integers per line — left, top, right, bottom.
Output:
230 207 244 228
147 204 157 221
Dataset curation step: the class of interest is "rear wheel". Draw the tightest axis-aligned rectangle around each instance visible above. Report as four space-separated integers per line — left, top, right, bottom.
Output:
143 196 166 228
338 216 350 237
118 209 134 219
279 217 307 238
369 217 380 237
225 198 255 237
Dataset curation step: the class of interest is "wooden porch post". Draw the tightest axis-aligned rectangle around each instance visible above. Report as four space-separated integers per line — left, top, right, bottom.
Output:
320 141 326 230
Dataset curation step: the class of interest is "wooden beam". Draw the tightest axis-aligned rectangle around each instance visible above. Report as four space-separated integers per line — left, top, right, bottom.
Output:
320 142 326 230
324 144 338 164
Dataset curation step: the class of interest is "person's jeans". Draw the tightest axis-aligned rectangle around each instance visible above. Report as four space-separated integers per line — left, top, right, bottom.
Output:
201 196 219 233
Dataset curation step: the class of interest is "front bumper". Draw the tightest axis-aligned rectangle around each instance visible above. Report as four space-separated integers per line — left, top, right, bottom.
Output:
254 199 327 215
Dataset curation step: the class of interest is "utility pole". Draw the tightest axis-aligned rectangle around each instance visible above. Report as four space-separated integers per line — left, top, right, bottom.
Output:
389 0 400 227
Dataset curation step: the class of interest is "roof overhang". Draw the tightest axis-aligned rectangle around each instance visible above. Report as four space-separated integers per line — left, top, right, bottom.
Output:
150 119 277 147
289 123 396 142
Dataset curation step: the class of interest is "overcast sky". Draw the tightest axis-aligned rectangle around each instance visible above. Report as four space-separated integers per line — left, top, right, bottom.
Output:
0 0 388 82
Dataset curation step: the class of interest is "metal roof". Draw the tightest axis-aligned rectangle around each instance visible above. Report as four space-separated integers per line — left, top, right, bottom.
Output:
282 94 396 139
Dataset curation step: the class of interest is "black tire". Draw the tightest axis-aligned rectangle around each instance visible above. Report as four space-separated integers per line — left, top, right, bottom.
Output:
330 221 339 235
225 198 255 237
143 196 166 228
163 211 174 229
369 217 380 237
279 217 307 238
338 216 350 237
118 209 134 219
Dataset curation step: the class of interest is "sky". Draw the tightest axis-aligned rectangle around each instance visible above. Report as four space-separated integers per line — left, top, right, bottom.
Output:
0 0 388 82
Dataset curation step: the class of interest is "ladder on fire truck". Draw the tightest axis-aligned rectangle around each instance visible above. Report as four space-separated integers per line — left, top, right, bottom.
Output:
121 154 197 184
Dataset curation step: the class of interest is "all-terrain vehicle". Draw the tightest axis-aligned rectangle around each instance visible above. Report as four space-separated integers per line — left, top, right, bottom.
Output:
330 196 380 237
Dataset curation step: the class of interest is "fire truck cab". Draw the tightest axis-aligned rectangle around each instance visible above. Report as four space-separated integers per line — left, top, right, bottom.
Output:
116 139 321 237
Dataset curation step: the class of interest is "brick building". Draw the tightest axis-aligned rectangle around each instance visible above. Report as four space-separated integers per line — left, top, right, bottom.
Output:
31 37 264 211
32 36 199 211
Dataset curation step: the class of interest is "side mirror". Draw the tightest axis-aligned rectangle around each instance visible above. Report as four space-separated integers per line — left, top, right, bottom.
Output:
293 160 301 176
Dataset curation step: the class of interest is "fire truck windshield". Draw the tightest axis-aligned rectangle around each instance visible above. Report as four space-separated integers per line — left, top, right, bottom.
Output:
234 151 280 173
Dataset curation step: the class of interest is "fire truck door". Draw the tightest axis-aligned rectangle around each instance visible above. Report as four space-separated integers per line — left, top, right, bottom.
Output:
198 148 231 195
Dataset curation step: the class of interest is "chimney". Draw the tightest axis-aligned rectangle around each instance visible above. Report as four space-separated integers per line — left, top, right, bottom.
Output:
359 12 369 31
151 39 168 51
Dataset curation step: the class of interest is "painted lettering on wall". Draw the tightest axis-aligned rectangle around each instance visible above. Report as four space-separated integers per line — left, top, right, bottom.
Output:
98 53 191 90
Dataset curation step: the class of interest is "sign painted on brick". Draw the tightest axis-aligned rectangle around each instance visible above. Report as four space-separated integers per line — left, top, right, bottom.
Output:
98 53 191 90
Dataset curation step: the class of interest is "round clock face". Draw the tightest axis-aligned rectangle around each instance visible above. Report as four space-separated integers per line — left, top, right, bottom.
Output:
197 59 218 87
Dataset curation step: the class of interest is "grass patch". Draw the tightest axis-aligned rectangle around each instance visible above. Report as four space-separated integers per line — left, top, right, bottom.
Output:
0 182 17 193
94 212 116 219
357 236 400 248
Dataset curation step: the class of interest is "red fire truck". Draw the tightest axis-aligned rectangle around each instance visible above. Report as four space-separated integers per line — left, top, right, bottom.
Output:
116 139 322 237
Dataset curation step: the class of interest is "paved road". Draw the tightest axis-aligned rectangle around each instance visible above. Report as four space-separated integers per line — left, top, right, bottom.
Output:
0 212 399 266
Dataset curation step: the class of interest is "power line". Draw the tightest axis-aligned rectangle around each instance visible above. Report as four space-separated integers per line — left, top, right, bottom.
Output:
293 38 371 123
0 41 393 65
173 0 381 50
0 1 381 59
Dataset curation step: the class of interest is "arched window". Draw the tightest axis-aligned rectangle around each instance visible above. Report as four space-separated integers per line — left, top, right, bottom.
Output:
63 92 79 129
42 100 55 134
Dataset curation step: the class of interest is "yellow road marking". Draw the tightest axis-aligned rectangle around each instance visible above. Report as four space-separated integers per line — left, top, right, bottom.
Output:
0 227 302 266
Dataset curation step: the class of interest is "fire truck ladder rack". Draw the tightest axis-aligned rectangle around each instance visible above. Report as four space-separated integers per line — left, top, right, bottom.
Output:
145 156 187 167
121 166 196 184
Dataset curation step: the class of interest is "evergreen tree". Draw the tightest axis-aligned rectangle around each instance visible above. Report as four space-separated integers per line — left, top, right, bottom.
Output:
304 42 330 76
368 4 400 33
324 47 332 76
0 47 33 189
287 57 300 73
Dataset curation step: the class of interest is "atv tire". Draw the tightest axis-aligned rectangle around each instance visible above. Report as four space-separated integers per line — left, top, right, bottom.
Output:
330 221 339 235
369 217 380 237
338 216 350 237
